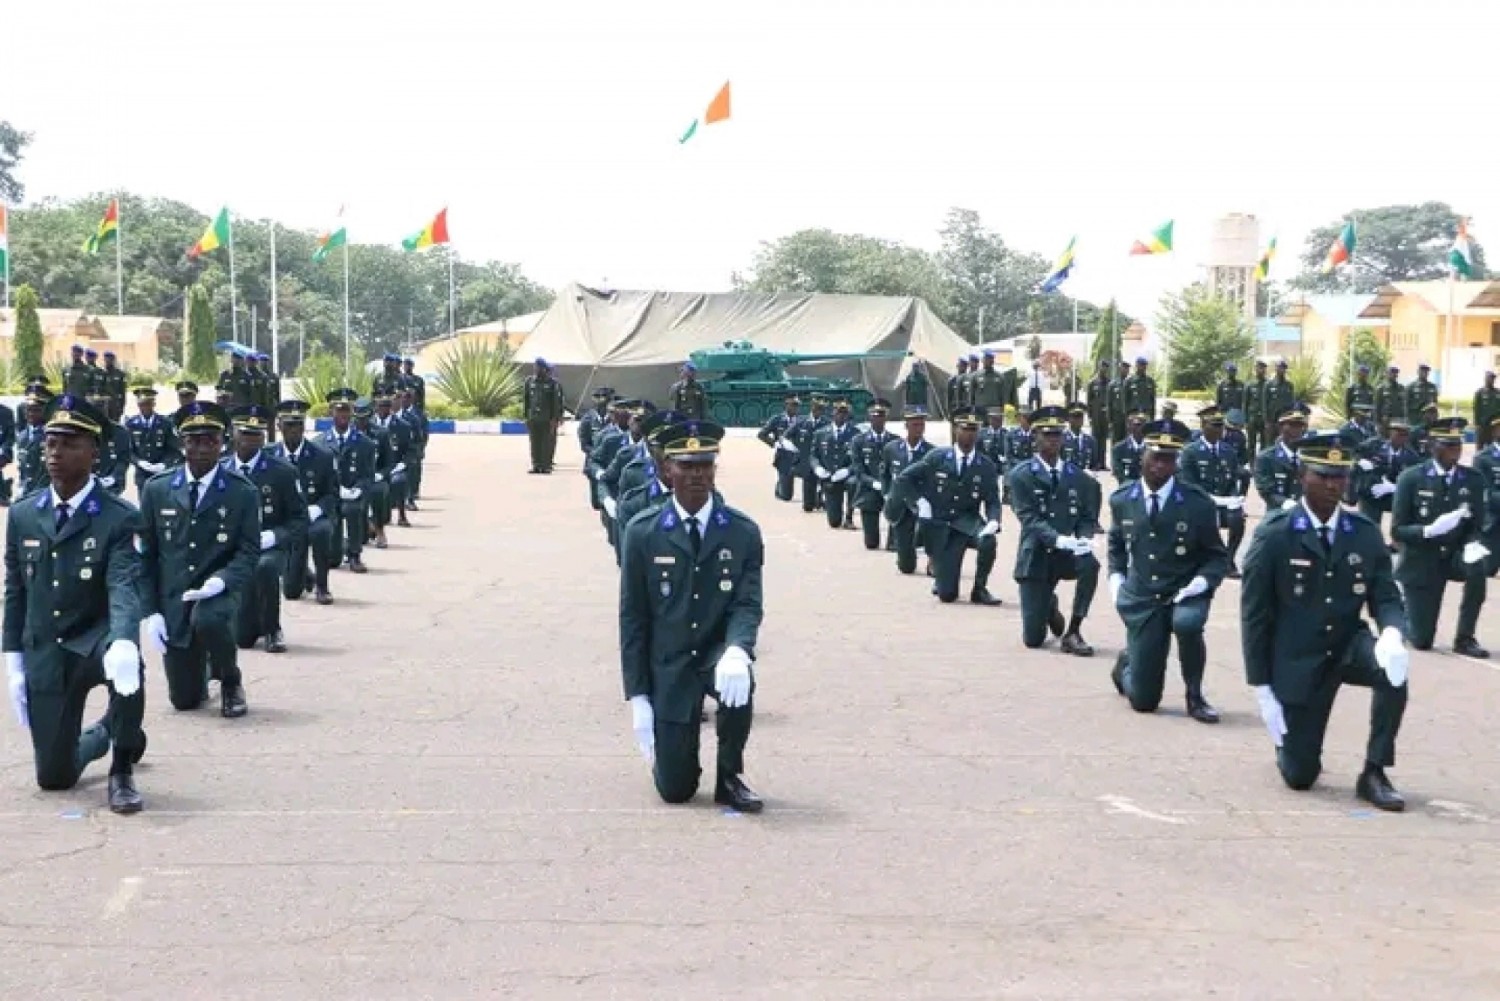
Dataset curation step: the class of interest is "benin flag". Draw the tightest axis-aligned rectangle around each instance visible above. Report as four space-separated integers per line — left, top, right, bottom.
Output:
680 81 731 143
1129 220 1173 256
1321 221 1355 273
188 207 230 258
0 204 8 275
313 208 347 262
83 198 120 254
1253 237 1277 282
402 208 450 252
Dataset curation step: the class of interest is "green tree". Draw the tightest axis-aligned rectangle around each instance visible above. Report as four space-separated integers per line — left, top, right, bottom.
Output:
431 338 522 417
1327 327 1391 419
1292 202 1487 293
0 121 30 203
1089 299 1124 369
185 284 218 382
1155 285 1255 391
12 284 44 381
737 228 949 313
1287 354 1326 406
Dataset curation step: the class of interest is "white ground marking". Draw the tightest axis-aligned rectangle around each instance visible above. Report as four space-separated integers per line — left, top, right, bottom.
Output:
101 876 143 920
1097 794 1189 825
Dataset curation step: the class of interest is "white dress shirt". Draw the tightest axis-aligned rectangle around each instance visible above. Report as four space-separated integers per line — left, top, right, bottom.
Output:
50 477 97 518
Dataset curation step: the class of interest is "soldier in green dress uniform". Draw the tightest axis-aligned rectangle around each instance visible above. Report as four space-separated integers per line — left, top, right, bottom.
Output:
1110 412 1148 484
1106 419 1230 723
374 395 415 528
1474 371 1500 435
946 357 970 419
1344 364 1375 417
755 395 802 502
619 420 765 813
1177 406 1248 577
1373 364 1406 432
1242 359 1268 457
811 401 859 530
64 345 92 397
968 350 1013 421
903 358 930 411
523 359 566 474
1122 357 1157 425
87 393 132 496
125 387 180 494
223 405 307 654
216 353 253 407
1008 405 1100 655
578 387 613 509
354 399 393 550
1260 360 1296 451
400 357 427 410
320 389 377 574
372 354 404 401
1390 417 1489 658
849 399 897 549
1406 363 1440 419
1472 416 1500 576
3 394 148 813
14 382 52 498
83 349 105 396
891 407 1003 605
1254 404 1308 512
1106 360 1130 446
881 407 934 575
138 400 260 718
1215 362 1244 414
1240 430 1410 810
100 351 128 422
269 400 339 605
668 363 707 420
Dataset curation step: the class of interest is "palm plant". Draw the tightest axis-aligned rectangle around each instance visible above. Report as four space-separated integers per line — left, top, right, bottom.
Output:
432 339 522 418
292 352 373 406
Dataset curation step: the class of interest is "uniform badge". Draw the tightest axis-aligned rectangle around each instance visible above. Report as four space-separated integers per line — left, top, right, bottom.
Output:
82 537 97 551
218 506 227 518
217 532 229 542
1293 585 1304 597
1176 546 1186 555
720 579 733 592
718 549 732 561
1352 582 1366 595
659 581 672 598
1348 553 1362 566
80 568 93 580
264 504 274 514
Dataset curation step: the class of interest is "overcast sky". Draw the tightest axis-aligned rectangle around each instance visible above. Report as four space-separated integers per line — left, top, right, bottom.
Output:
8 0 1496 322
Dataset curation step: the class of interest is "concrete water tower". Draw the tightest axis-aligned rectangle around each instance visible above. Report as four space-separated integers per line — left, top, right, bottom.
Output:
1204 213 1262 324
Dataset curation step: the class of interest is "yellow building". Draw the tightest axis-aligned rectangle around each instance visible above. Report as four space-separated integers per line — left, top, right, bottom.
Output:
0 307 166 372
1358 280 1500 395
1276 295 1389 378
412 310 544 375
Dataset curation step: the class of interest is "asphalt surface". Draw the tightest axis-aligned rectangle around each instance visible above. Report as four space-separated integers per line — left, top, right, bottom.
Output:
1 433 1497 999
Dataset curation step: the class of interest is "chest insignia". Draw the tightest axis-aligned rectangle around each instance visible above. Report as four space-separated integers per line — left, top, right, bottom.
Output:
80 568 93 580
659 580 672 598
718 548 732 561
653 555 675 565
82 537 97 550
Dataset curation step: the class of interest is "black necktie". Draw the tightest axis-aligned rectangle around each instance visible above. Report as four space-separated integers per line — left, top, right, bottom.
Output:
1148 493 1160 525
1319 525 1332 555
189 481 200 512
687 516 701 558
55 502 69 531
1049 468 1059 492
241 463 253 478
958 454 967 477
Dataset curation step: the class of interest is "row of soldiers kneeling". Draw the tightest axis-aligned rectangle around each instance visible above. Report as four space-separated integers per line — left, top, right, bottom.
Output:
751 390 1500 813
4 377 430 815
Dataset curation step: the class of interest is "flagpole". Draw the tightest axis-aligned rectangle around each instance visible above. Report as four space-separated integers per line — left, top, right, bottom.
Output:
227 216 239 344
447 245 456 338
1 203 9 310
268 221 280 376
114 206 124 315
342 240 351 371
1446 270 1456 416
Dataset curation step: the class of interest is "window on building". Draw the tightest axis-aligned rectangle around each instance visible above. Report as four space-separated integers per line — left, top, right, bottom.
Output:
1491 321 1500 347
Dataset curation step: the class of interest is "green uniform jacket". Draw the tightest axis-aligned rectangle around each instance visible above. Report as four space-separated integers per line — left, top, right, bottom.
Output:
668 380 707 420
617 471 671 530
1242 376 1268 424
267 438 340 516
1215 378 1244 413
904 366 929 408
1373 379 1406 427
372 374 404 401
756 412 798 475
811 422 858 478
967 366 1012 414
1106 377 1128 426
319 428 379 495
1345 381 1375 414
1405 379 1439 418
1354 441 1417 512
3 483 142 666
946 372 968 414
849 428 896 512
138 466 261 646
1086 376 1110 424
102 366 128 409
880 438 933 520
523 376 565 422
1240 506 1404 704
1110 437 1144 484
400 373 427 409
1473 444 1500 539
1123 375 1157 419
589 425 628 482
92 425 132 495
65 362 93 398
1260 377 1295 423
126 413 182 469
1107 478 1228 604
1008 456 1100 580
216 367 254 405
1473 387 1500 435
1177 437 1240 496
600 438 647 503
1390 459 1484 585
1254 443 1301 509
616 452 656 506
577 406 608 455
619 500 764 724
891 447 1001 535
15 424 47 496
224 452 308 550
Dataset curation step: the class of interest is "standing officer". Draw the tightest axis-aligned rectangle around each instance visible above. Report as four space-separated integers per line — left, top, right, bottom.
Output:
1474 371 1500 435
1106 360 1130 446
1215 362 1244 414
946 357 970 418
969 349 1011 419
100 351 128 421
1008 405 1100 655
1345 363 1376 416
3 393 147 813
1107 418 1230 723
14 382 52 499
1123 357 1157 426
1110 412 1148 485
1242 359 1269 457
755 394 801 502
125 387 180 494
522 358 565 474
1374 364 1406 431
1062 403 1096 471
1085 362 1111 470
65 345 92 397
668 362 707 420
849 399 897 550
902 358 930 411
400 357 427 410
321 389 376 574
175 380 199 411
269 400 338 605
88 394 132 496
578 386 613 510
223 405 306 654
1260 359 1296 450
373 354 403 400
811 400 859 531
1178 406 1248 577
1406 363 1440 418
891 407 1003 605
882 406 934 575
1391 417 1489 658
216 353 252 407
790 396 829 513
1353 421 1415 530
618 419 765 813
137 401 259 718
1255 405 1308 512
1241 430 1410 810
83 349 105 395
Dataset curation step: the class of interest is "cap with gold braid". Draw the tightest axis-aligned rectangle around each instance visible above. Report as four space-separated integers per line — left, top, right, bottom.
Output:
867 397 891 417
950 407 982 431
1197 405 1225 427
1277 403 1311 425
833 400 851 413
230 404 273 434
173 400 231 436
1141 418 1192 453
25 381 54 407
1030 404 1068 432
175 380 198 395
641 409 685 445
277 399 311 424
326 388 358 410
659 419 725 463
1427 416 1467 446
42 393 108 441
1294 429 1360 472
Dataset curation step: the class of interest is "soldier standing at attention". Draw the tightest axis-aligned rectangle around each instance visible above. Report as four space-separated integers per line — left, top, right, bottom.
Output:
946 357 970 419
811 401 859 530
882 407 934 575
849 399 897 550
668 362 707 420
1085 362 1111 470
1242 359 1268 457
1474 371 1500 434
373 354 403 400
1215 362 1244 415
1345 363 1376 416
100 351 127 422
1255 405 1309 512
1405 362 1440 419
891 407 1003 606
619 420 765 813
1122 357 1157 428
321 389 376 574
578 386 613 510
1110 412 1148 485
216 353 251 407
968 349 1009 419
88 394 132 496
902 358 930 411
1106 360 1131 447
269 400 338 606
1062 403 1096 471
1106 419 1229 723
243 353 265 410
1373 364 1406 432
3 394 148 814
138 401 259 718
223 405 306 654
755 394 801 502
523 359 565 474
83 349 105 396
1008 405 1100 655
1177 406 1247 578
1390 417 1489 658
400 357 427 411
1240 430 1410 810
125 388 179 494
65 345 92 397
1260 359 1295 449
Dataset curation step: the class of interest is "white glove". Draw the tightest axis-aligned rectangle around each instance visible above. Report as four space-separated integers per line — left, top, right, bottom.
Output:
339 486 362 501
1226 496 1245 511
830 468 850 483
1211 495 1231 508
602 496 618 519
1280 499 1298 511
1054 534 1078 551
142 613 168 655
1173 575 1210 603
182 576 226 602
714 645 753 709
1109 573 1125 604
1357 459 1375 472
916 498 933 520
1423 508 1468 538
392 463 406 476
814 466 830 480
1370 481 1396 499
5 652 26 730
99 476 115 488
776 438 797 454
1254 685 1287 747
1463 541 1490 565
1070 536 1095 557
978 520 999 538
629 695 654 763
1374 626 1409 687
103 639 142 697
259 529 277 551
307 504 323 523
873 481 885 493
374 472 384 482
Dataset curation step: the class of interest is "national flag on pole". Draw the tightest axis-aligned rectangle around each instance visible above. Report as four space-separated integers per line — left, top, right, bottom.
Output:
0 204 8 275
1039 236 1077 293
313 206 348 262
1449 219 1474 278
402 208 450 252
1253 237 1277 282
83 199 120 255
188 207 230 258
1129 220 1173 256
679 81 731 143
1320 221 1356 273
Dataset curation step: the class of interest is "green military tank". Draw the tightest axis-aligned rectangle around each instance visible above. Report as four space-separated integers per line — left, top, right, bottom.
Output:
687 340 912 426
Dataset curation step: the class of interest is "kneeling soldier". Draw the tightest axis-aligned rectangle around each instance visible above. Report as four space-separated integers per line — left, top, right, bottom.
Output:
269 400 339 605
224 406 307 653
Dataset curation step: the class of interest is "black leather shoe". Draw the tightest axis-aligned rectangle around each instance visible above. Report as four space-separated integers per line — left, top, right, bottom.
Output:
1060 631 1094 657
714 775 764 814
221 685 248 718
1048 600 1065 638
348 558 368 574
315 588 334 605
265 631 287 654
1454 637 1490 659
1110 652 1128 695
1226 563 1242 580
398 516 412 527
108 774 143 814
970 588 1003 606
1185 689 1221 723
1355 766 1405 812
131 730 148 765
407 501 419 511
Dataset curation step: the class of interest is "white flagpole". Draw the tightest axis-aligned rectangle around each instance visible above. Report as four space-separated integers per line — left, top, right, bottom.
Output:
1446 270 1456 416
227 215 239 344
447 245 456 338
269 221 280 376
114 204 124 315
1 203 9 310
342 240 351 372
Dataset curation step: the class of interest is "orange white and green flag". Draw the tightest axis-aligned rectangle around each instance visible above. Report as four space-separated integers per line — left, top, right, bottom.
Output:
313 206 348 262
1449 219 1474 278
0 203 9 276
83 198 120 254
679 81 731 143
188 207 230 258
1129 220 1173 256
402 208 450 252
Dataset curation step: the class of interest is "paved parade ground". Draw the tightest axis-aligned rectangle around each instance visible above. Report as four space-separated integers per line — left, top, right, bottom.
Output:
1 434 1499 999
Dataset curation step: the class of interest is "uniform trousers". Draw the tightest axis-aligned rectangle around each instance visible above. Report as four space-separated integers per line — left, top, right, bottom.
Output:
527 421 557 472
164 599 242 710
891 512 925 575
800 472 821 512
773 464 795 502
1120 593 1210 712
331 496 367 563
237 550 285 647
1276 634 1407 790
25 649 144 788
1018 552 1099 647
927 523 996 602
822 480 850 529
285 518 335 598
1089 418 1109 469
408 448 425 500
369 480 392 530
1403 561 1488 648
1219 508 1247 566
653 689 754 804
